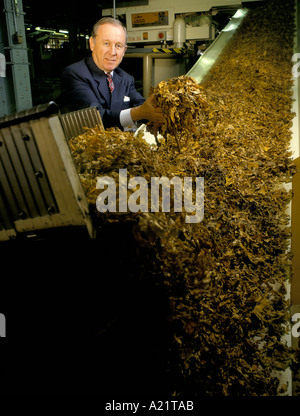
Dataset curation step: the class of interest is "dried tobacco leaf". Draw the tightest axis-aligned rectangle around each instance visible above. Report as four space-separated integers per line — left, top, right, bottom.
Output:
147 75 208 150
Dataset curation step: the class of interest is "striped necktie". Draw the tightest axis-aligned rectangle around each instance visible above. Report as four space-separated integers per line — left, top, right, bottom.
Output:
106 73 114 93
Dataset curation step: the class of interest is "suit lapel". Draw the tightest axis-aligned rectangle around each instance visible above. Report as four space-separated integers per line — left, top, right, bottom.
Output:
85 57 128 111
86 57 111 105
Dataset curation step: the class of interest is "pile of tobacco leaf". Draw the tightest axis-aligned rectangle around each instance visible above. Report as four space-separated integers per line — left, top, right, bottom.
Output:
147 75 208 147
69 0 298 396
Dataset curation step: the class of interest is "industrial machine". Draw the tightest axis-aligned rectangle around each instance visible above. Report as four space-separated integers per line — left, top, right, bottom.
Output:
0 102 104 241
103 0 253 96
103 0 247 45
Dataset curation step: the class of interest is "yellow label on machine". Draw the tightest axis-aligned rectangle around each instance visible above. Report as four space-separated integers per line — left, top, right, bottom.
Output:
132 11 168 28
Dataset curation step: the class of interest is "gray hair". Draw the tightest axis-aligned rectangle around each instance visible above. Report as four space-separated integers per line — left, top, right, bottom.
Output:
91 17 127 43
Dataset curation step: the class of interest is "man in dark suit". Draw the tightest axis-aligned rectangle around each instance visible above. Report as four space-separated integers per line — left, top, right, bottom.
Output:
62 17 164 130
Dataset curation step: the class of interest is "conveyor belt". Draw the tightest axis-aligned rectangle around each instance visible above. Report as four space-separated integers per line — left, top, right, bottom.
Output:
187 8 249 83
185 3 298 397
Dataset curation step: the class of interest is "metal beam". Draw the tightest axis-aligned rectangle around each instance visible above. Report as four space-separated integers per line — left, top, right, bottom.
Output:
0 0 32 116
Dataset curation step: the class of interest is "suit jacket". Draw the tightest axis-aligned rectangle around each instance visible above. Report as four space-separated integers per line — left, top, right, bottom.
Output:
61 56 145 129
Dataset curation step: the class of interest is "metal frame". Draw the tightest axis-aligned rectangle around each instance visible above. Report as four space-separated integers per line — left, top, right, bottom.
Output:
0 102 95 240
0 0 32 117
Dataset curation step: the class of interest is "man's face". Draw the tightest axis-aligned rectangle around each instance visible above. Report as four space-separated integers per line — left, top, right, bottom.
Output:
89 23 127 72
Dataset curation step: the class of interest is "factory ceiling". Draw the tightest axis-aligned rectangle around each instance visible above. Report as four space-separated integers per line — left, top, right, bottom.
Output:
23 0 149 32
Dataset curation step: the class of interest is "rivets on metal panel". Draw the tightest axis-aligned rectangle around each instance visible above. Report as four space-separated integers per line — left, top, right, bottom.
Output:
34 170 43 178
47 205 55 214
18 211 27 219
